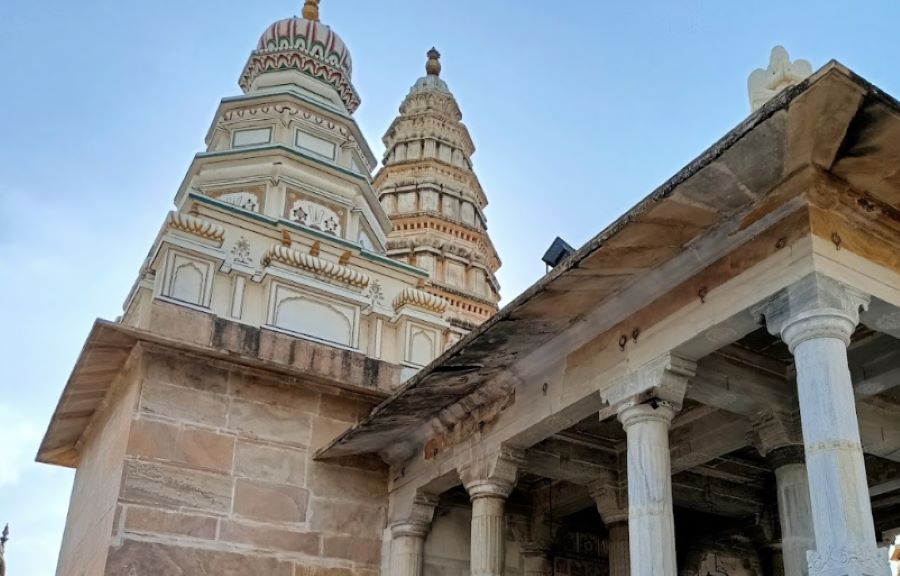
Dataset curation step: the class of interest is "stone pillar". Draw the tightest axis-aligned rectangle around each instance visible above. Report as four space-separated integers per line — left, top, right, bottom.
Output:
521 547 552 576
763 274 888 576
461 449 524 576
390 521 430 576
590 470 630 576
620 402 678 576
770 446 816 576
388 492 439 576
753 412 815 576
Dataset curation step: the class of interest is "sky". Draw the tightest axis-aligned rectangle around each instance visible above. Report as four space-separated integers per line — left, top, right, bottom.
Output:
0 0 898 573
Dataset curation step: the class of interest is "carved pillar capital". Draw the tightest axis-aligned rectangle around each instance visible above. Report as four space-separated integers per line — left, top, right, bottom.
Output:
587 469 628 525
757 273 869 352
618 401 677 429
459 447 525 501
602 353 696 414
751 410 803 457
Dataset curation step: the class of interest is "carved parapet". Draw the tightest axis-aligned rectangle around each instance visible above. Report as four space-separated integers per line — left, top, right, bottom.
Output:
262 244 370 288
165 211 226 245
393 287 447 314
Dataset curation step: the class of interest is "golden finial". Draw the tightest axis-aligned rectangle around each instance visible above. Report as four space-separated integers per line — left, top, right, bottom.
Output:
425 47 441 76
302 0 320 21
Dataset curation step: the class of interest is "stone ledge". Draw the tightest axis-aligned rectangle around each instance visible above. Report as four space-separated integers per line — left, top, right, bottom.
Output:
37 301 398 468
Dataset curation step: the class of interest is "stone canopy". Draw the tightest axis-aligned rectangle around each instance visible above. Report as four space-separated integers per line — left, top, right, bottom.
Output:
318 60 900 463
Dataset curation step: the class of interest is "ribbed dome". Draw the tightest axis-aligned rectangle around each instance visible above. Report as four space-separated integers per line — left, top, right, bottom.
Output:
239 4 360 112
256 18 352 77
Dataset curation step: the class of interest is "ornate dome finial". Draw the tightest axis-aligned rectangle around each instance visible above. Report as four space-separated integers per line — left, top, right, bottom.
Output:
426 47 442 77
302 0 320 21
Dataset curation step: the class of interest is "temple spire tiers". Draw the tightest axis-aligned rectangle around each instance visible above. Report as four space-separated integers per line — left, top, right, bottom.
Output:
752 412 815 576
761 273 889 576
375 48 502 338
460 449 525 576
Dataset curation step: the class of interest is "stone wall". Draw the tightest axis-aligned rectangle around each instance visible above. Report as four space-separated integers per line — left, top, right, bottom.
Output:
93 346 388 575
55 359 140 576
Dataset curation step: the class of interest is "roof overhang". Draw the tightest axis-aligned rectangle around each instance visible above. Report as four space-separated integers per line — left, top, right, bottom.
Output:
318 61 900 460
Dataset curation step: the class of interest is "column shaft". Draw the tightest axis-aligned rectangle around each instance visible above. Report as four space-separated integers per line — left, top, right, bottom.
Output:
774 461 815 576
390 523 428 576
621 403 677 576
471 494 507 576
607 521 630 576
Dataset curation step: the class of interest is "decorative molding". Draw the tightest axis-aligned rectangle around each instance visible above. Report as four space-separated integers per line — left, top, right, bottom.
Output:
808 545 890 576
165 211 225 245
261 244 369 288
240 52 360 113
393 287 447 314
230 236 253 266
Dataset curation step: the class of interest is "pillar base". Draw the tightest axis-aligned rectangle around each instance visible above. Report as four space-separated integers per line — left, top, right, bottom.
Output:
809 546 890 576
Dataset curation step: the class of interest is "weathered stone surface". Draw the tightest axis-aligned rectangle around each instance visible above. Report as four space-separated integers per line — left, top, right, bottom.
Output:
308 497 385 534
233 478 309 523
147 300 215 347
218 519 319 554
120 460 232 513
311 416 353 452
227 398 312 444
144 350 229 393
127 418 234 473
228 371 320 411
319 394 366 422
105 538 294 575
234 440 306 486
322 535 382 565
140 380 228 428
294 566 354 576
123 506 217 540
308 463 387 502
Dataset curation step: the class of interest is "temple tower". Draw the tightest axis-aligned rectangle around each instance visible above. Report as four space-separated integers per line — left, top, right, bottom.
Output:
375 50 501 339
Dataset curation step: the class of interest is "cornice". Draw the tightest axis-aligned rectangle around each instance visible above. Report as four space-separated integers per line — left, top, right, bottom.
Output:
165 211 225 246
262 244 370 288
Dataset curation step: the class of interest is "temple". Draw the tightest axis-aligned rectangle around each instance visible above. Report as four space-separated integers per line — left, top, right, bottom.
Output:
37 4 900 576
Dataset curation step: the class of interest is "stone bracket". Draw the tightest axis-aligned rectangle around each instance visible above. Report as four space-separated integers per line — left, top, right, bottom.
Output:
600 353 697 416
459 446 526 500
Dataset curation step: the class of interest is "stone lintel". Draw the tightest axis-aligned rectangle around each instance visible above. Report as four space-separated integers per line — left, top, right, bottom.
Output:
601 353 697 415
459 447 526 500
757 272 870 351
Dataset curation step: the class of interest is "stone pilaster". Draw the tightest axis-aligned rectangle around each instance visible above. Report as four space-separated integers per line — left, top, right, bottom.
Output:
620 402 679 576
521 546 552 576
589 470 629 576
388 492 439 576
763 273 888 576
460 448 524 576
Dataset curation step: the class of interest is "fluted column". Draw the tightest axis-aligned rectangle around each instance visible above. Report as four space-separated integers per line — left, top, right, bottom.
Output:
467 481 511 576
390 521 429 576
620 402 678 576
461 449 523 576
764 274 888 576
590 470 630 576
769 446 816 576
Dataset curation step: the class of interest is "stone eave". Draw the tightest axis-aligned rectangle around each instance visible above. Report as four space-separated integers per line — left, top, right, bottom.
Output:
37 312 397 469
317 61 900 460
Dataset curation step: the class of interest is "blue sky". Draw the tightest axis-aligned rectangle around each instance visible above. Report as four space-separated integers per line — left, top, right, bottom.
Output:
1 0 898 573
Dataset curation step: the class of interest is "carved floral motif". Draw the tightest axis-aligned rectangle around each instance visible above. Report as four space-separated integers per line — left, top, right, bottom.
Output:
289 199 342 236
217 191 259 212
231 236 253 266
